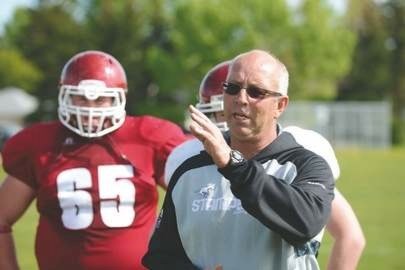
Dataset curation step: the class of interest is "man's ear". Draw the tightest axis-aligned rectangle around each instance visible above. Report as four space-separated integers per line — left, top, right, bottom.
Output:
274 96 289 119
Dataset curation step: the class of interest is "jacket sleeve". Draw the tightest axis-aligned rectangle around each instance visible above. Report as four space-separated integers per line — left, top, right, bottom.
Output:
142 184 198 270
218 153 335 246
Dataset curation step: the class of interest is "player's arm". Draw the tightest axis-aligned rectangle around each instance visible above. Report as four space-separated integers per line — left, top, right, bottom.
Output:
325 189 366 270
0 175 35 270
145 117 188 190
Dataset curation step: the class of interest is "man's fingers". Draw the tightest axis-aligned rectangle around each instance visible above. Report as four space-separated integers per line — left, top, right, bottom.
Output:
189 105 212 126
189 122 204 137
189 105 218 136
189 122 212 143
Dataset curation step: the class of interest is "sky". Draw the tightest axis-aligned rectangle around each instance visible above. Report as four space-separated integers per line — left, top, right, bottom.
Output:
0 0 35 33
0 0 347 33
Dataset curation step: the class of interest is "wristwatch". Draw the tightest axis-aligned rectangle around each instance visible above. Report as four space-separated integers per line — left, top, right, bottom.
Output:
228 149 246 166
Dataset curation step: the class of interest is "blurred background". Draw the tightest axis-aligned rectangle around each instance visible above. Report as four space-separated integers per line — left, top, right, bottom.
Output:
0 0 404 147
0 0 404 269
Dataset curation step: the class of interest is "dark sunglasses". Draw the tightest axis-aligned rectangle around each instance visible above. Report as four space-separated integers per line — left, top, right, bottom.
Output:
222 82 283 99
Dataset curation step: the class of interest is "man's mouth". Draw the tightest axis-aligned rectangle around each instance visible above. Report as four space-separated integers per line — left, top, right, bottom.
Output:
233 112 249 120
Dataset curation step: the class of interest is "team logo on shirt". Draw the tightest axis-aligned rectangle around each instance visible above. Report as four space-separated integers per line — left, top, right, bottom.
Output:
196 183 216 199
192 183 246 215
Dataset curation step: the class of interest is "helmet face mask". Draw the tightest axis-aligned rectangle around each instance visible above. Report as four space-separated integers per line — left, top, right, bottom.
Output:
196 61 230 132
58 51 127 138
195 94 224 113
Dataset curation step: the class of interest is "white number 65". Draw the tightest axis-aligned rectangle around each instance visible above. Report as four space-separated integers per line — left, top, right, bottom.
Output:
57 165 135 230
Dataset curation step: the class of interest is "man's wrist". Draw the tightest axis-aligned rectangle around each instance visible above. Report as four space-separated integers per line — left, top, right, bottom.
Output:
227 149 246 167
218 149 248 186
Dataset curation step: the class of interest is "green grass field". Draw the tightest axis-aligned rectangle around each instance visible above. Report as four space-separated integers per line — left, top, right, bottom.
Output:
1 147 404 269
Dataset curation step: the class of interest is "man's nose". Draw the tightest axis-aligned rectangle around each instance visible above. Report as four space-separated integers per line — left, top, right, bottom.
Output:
233 88 249 104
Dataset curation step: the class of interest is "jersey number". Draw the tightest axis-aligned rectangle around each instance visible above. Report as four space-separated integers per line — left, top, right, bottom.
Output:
56 165 135 229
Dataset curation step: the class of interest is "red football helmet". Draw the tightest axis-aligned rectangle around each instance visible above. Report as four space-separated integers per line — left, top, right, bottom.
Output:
196 60 230 131
58 50 127 138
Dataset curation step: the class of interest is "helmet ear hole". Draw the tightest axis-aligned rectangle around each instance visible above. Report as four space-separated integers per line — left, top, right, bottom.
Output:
58 51 127 138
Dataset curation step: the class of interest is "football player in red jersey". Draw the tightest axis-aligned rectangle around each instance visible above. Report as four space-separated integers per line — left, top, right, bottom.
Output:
162 60 365 270
0 50 187 270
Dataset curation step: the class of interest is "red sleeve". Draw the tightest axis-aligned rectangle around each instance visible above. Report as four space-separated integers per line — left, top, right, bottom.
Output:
138 116 188 187
2 125 38 188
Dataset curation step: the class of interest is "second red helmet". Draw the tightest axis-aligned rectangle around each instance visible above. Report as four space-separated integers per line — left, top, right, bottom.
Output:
196 60 230 131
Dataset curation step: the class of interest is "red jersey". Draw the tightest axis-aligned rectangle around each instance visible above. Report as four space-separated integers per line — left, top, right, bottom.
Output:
2 115 187 270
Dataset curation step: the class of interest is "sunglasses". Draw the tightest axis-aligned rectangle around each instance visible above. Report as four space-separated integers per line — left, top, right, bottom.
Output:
222 82 283 99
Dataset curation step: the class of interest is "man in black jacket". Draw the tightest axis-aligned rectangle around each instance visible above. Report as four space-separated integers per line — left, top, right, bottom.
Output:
143 49 335 270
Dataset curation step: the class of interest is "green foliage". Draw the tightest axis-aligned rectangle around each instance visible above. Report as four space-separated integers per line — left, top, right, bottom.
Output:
1 0 356 125
76 0 183 120
338 0 405 144
4 4 91 121
288 0 356 100
0 48 42 91
384 1 405 145
151 0 283 95
145 0 355 123
338 0 391 100
1 7 31 47
392 118 405 145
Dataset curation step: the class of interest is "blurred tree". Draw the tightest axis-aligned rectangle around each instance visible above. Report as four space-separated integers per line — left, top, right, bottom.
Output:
140 0 294 122
83 0 174 117
385 0 405 144
338 0 390 100
338 0 405 144
145 0 355 123
289 0 356 100
0 0 356 124
3 2 90 121
0 48 42 91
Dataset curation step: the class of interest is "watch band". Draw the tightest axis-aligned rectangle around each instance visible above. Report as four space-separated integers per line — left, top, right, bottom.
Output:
228 149 246 166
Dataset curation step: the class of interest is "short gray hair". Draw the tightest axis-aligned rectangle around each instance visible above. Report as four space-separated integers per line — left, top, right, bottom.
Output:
278 63 289 96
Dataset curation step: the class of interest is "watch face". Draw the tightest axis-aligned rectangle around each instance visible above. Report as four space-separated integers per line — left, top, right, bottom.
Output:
231 150 245 164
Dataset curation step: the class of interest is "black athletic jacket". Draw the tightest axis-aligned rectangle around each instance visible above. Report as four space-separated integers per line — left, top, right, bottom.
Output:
143 131 335 270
